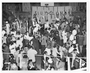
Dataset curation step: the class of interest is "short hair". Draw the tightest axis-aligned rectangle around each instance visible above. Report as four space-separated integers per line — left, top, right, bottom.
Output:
16 47 20 51
4 34 7 36
18 38 20 40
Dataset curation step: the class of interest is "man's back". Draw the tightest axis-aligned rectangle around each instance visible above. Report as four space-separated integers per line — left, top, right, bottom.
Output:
27 49 37 62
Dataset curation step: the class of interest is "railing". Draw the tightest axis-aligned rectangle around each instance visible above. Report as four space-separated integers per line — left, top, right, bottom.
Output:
66 57 86 71
2 53 87 71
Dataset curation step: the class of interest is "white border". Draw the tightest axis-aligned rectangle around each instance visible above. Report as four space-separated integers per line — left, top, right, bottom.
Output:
1 0 89 2
0 0 89 73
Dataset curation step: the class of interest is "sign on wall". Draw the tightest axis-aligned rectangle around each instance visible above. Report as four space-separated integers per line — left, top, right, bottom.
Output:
32 6 72 23
41 3 54 6
22 3 31 12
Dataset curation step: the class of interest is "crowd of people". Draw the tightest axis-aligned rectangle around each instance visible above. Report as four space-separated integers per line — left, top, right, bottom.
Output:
2 12 86 70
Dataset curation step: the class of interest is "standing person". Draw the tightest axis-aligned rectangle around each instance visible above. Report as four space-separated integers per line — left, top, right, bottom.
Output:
41 35 47 48
14 47 20 63
31 36 39 54
76 33 84 54
27 46 37 63
29 26 33 36
23 36 29 47
17 49 28 70
2 43 10 63
9 42 16 56
2 34 7 44
52 45 59 70
44 19 50 31
6 21 10 35
17 50 23 69
6 34 12 47
52 45 59 57
16 38 23 49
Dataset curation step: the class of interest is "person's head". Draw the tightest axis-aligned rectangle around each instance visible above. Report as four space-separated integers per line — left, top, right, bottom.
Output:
16 47 20 51
24 47 28 52
14 41 16 43
5 21 8 24
17 31 20 35
17 37 20 40
53 44 57 48
3 43 7 47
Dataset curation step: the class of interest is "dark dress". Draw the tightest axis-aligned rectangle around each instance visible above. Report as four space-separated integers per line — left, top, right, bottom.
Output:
31 38 39 54
23 39 29 47
76 35 84 46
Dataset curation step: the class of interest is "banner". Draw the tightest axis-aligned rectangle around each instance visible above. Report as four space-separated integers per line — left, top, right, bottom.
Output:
58 7 64 19
65 6 72 19
32 7 37 19
49 7 54 22
32 6 72 23
65 6 72 15
54 7 57 19
22 3 31 12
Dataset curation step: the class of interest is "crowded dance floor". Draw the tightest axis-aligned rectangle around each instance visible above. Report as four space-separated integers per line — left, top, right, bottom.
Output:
2 2 86 70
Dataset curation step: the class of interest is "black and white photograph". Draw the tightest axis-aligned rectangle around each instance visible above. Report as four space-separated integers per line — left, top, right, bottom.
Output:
2 2 87 71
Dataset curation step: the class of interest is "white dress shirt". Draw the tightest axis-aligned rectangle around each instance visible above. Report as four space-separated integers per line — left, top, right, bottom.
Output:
27 48 37 62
